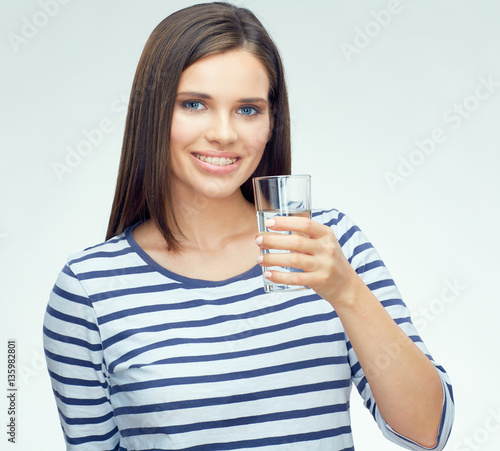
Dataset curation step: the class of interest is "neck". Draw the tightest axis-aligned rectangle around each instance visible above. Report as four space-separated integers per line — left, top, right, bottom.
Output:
171 188 257 251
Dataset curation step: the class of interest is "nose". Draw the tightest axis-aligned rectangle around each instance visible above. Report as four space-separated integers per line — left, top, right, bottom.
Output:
205 112 237 146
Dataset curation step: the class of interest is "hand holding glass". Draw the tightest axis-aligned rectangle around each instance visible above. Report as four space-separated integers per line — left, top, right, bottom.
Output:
253 175 312 292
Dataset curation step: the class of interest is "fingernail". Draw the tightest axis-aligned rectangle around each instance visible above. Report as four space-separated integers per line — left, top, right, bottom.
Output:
255 236 263 245
265 219 275 228
264 271 272 279
256 255 263 263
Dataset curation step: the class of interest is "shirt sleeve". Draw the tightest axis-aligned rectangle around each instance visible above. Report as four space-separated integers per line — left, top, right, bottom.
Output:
43 264 121 450
330 210 455 450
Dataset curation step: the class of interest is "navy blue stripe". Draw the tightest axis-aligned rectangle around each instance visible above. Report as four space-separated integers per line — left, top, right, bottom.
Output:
410 335 423 344
53 388 109 406
68 247 135 265
315 209 340 228
78 265 154 280
112 356 344 394
52 285 90 306
159 426 352 451
357 375 368 394
435 364 447 373
57 407 114 425
394 316 412 325
113 379 350 416
348 243 374 263
109 310 338 372
98 287 264 325
338 225 360 247
92 281 183 303
381 298 405 308
83 234 126 252
129 333 347 369
46 305 99 331
312 208 337 220
367 279 396 291
62 265 78 278
437 395 447 442
44 349 102 371
351 361 361 377
66 426 119 445
324 215 340 228
103 292 325 349
122 403 349 437
43 326 102 352
48 369 107 388
446 382 454 403
356 260 385 274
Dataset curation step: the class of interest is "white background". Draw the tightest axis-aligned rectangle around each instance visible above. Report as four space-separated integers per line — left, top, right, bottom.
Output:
1 0 499 449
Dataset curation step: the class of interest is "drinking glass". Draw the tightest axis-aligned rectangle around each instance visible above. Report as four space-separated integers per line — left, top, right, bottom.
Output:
253 175 311 292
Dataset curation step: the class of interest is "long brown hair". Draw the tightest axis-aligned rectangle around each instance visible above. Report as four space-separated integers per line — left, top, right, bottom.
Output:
106 2 291 250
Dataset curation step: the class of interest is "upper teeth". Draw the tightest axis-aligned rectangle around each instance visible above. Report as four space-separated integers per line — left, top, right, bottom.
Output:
194 154 237 166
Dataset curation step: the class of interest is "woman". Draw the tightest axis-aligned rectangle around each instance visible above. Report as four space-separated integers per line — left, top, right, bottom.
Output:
43 2 454 450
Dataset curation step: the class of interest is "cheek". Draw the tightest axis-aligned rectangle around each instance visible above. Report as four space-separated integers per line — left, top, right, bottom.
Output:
245 122 271 156
170 115 197 148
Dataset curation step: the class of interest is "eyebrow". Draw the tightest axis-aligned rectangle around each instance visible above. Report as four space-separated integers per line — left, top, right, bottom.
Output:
177 91 268 104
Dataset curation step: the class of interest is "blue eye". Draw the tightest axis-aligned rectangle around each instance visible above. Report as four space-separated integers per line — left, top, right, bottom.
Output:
238 106 259 116
184 101 206 110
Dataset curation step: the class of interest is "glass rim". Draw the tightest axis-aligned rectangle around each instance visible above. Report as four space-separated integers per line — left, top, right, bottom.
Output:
252 174 311 181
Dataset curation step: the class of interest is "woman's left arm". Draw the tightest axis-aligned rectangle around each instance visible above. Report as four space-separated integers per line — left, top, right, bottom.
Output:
256 214 449 448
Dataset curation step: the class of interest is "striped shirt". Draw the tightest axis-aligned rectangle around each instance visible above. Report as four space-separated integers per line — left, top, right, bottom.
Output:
43 209 454 450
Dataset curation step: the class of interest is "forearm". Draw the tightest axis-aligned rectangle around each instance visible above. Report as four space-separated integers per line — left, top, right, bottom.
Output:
332 274 443 448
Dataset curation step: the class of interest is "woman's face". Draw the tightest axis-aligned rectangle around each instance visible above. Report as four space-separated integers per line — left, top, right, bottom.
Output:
169 50 272 204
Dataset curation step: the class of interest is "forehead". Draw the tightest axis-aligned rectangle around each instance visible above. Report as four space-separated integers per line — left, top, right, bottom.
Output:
178 50 270 96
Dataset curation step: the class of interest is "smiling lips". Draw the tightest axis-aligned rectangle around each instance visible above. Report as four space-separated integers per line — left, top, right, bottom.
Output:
193 153 238 166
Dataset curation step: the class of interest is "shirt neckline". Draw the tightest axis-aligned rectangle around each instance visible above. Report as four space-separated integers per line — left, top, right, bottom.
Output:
125 223 262 288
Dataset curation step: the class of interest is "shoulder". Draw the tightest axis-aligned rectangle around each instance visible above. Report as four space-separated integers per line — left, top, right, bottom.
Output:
312 208 358 233
312 208 373 257
64 228 135 278
49 226 141 306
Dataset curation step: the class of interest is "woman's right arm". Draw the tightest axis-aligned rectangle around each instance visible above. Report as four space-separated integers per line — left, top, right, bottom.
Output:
43 264 120 450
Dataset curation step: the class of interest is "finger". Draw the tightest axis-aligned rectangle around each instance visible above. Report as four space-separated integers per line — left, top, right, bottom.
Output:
264 216 329 238
258 233 318 254
258 251 317 272
264 269 310 288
